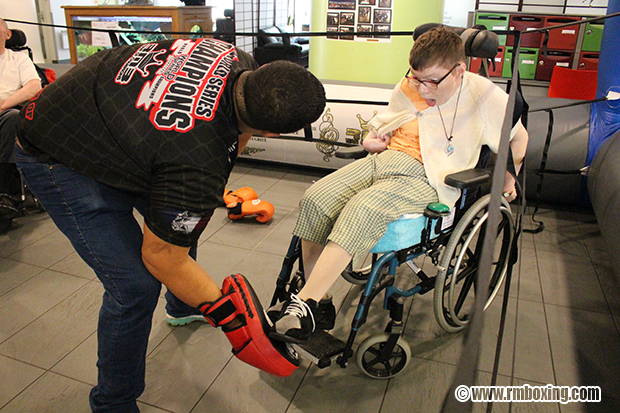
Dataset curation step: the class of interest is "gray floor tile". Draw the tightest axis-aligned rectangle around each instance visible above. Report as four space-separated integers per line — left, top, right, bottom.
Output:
0 355 45 409
0 269 90 343
510 248 543 303
537 249 608 313
591 258 620 316
6 229 75 268
206 209 288 251
380 358 457 413
0 281 101 369
0 371 92 413
194 240 254 285
559 396 620 413
259 188 304 210
227 166 287 194
48 251 97 280
509 377 561 412
140 324 233 413
195 357 305 413
50 332 98 386
0 213 58 258
0 258 44 297
289 366 386 413
198 207 230 244
512 300 556 384
253 208 299 256
546 304 620 398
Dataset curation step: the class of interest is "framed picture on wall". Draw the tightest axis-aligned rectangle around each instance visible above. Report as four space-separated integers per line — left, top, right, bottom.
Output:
327 13 339 26
374 24 390 38
357 24 372 37
358 7 371 23
339 26 354 40
327 26 339 39
340 12 355 26
378 0 391 7
359 0 376 5
328 0 356 10
373 8 391 24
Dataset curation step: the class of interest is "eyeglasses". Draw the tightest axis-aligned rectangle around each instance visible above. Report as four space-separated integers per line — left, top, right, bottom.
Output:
405 64 460 90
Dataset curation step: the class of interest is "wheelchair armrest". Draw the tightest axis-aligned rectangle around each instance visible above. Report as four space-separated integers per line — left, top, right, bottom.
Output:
336 146 368 159
444 168 490 189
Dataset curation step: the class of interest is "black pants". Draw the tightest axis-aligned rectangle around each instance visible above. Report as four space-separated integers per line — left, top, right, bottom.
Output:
0 108 20 196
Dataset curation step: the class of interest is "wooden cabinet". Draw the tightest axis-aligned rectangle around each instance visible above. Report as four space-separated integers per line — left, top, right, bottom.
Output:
62 5 213 64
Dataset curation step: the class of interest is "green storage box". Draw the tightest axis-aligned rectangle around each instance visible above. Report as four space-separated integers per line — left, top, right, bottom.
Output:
502 47 539 80
582 21 604 52
475 13 509 45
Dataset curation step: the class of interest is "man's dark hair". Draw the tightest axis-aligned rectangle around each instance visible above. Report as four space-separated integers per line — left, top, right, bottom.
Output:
244 61 326 133
409 27 465 71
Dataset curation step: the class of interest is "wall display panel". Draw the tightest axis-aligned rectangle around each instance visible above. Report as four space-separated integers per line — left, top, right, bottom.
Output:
565 7 607 15
523 0 565 5
240 83 391 168
478 0 519 4
478 4 520 12
521 6 565 13
326 0 393 42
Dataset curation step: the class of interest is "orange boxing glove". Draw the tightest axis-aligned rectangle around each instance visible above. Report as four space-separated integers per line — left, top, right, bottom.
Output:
228 199 275 223
223 187 258 206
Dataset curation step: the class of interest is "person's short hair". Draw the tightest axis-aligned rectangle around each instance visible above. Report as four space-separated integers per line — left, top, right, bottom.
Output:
409 27 465 71
243 61 326 133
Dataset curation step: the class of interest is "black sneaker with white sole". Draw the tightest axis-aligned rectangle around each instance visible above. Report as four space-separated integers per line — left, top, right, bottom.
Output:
267 294 336 331
269 294 317 343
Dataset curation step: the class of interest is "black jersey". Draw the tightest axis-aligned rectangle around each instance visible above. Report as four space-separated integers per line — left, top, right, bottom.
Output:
17 38 258 247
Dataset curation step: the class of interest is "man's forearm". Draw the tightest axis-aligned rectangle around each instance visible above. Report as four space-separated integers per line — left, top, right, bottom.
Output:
0 79 42 111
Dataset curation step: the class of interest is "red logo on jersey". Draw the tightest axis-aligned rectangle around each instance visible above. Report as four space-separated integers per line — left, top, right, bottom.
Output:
24 102 35 121
133 39 237 132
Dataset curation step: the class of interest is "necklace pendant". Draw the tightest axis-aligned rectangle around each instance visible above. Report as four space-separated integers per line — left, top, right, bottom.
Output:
445 141 454 157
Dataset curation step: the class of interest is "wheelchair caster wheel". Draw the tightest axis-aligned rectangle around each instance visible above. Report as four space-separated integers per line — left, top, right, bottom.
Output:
356 333 411 379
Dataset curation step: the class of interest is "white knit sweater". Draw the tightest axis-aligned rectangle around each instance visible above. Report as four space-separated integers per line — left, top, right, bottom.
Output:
368 71 520 208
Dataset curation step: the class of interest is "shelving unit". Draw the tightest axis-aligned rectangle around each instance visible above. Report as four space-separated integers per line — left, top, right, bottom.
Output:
62 5 214 65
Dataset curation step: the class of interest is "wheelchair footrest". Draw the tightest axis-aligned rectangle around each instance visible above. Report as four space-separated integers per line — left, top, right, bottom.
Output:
292 330 346 369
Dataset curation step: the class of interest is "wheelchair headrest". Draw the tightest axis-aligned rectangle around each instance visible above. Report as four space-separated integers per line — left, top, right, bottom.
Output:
413 23 499 59
5 28 27 49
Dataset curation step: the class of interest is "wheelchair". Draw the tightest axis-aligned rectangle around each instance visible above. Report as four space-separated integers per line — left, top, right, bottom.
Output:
269 22 519 379
269 158 515 379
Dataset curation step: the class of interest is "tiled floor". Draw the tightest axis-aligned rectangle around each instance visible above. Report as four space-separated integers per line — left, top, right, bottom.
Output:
1 160 619 413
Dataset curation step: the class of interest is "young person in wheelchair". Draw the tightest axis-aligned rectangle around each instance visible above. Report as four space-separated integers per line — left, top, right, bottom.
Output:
268 27 529 345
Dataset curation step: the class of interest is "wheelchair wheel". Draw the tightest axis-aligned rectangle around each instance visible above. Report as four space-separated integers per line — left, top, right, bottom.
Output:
356 333 411 379
433 194 514 333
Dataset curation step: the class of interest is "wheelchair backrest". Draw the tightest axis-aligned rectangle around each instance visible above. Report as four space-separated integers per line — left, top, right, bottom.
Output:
5 29 54 87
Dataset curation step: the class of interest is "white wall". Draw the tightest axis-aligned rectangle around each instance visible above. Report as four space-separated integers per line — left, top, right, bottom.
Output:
0 0 44 62
443 0 476 28
49 0 97 63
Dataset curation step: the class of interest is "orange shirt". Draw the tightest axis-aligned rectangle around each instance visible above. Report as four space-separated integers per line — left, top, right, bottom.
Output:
387 79 430 163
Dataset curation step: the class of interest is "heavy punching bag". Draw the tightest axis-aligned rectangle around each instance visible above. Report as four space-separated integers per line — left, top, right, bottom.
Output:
587 0 620 165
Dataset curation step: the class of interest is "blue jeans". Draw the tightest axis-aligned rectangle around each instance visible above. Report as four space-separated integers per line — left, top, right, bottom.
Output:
15 144 200 412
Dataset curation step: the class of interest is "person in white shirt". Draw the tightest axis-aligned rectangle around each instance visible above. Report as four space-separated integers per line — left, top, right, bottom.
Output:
0 17 41 232
268 27 529 345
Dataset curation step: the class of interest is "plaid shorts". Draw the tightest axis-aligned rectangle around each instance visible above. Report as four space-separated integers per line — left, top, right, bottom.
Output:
293 150 438 265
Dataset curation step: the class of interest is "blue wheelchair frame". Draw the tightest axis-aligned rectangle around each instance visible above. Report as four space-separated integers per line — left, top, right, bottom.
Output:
270 164 515 378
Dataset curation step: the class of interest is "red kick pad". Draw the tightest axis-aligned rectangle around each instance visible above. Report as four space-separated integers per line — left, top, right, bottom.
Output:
221 273 299 377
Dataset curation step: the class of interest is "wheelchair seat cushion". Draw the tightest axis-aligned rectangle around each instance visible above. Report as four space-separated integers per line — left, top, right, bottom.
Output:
370 213 439 253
